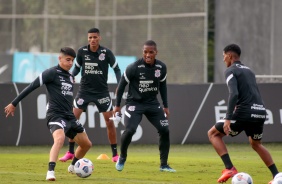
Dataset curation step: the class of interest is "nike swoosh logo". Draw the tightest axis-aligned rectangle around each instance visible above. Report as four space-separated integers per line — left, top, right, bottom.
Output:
0 64 8 75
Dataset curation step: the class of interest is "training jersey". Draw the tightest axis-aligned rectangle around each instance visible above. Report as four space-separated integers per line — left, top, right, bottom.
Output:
72 45 121 94
225 61 266 121
11 65 75 118
116 58 168 108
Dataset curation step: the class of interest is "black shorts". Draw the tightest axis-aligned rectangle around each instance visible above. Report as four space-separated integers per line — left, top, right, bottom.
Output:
47 115 85 139
73 92 113 112
215 119 264 140
124 101 169 133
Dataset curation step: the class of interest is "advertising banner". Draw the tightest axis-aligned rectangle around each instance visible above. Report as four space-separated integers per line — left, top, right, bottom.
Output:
0 83 281 145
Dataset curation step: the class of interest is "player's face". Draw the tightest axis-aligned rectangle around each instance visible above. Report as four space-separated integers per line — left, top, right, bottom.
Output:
143 45 157 65
88 33 101 49
59 54 74 71
223 52 232 67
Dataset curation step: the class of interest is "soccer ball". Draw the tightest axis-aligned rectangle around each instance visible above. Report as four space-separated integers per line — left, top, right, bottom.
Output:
274 172 282 180
273 173 282 184
231 172 253 184
74 158 94 178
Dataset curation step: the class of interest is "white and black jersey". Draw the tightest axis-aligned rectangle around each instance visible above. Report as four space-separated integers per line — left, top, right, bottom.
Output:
11 65 75 118
225 61 266 121
72 45 121 94
116 58 168 108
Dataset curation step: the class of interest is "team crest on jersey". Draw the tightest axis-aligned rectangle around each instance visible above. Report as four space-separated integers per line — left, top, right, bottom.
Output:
70 76 74 83
128 106 136 111
99 53 105 61
77 98 84 105
155 69 161 78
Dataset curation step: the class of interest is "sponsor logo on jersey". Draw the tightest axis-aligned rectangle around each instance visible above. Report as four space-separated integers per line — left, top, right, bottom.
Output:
85 55 91 61
85 62 102 75
59 76 65 82
99 53 105 61
138 64 145 68
128 106 135 111
155 69 161 78
61 82 73 96
251 114 266 119
139 73 146 79
77 98 84 105
160 119 169 126
251 103 265 110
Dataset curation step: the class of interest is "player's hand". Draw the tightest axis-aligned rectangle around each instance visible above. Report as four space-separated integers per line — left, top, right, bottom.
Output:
163 108 170 119
223 119 231 136
4 104 16 117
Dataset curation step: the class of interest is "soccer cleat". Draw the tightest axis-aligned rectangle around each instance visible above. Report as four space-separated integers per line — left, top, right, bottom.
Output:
68 164 75 174
59 151 74 162
217 166 238 183
46 170 56 181
160 165 176 173
115 157 126 171
112 154 119 162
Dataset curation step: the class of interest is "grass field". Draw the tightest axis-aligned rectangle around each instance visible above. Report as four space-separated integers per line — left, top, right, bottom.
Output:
0 143 281 184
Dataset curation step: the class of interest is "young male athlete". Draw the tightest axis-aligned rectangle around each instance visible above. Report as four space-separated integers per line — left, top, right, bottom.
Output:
113 40 176 172
59 28 121 162
4 47 92 181
207 44 279 183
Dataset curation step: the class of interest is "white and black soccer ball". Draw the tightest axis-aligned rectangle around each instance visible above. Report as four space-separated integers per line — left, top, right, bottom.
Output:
231 172 253 184
74 158 94 178
273 173 282 184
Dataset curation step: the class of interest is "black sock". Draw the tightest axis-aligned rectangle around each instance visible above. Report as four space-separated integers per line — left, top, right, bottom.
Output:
69 142 75 154
269 164 279 178
71 157 79 166
48 162 56 171
111 144 118 157
221 154 233 169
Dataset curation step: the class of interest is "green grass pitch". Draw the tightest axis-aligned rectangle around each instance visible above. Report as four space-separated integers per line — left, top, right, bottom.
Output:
0 144 281 184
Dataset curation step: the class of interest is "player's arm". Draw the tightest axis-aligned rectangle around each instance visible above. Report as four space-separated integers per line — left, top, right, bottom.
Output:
159 65 169 118
5 69 55 117
108 50 121 83
72 49 82 76
225 71 238 120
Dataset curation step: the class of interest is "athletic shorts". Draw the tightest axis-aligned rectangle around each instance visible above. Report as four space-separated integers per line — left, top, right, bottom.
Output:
73 92 113 112
215 119 265 140
124 101 169 133
47 115 85 139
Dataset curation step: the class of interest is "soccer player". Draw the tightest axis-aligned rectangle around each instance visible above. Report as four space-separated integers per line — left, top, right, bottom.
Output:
59 28 121 162
207 44 279 183
4 47 92 181
113 40 176 172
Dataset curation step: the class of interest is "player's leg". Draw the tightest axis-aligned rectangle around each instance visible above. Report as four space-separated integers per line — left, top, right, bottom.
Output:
66 118 92 174
246 121 279 181
46 120 67 181
208 120 240 183
59 101 85 162
102 111 119 161
116 103 143 171
145 105 175 172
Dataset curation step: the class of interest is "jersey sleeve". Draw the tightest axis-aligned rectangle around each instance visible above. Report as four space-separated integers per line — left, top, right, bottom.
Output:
11 68 56 106
225 69 238 120
107 49 121 83
72 49 83 76
159 64 168 108
115 63 135 106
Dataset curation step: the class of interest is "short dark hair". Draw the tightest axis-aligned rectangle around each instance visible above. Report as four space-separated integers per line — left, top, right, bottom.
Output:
223 44 241 56
60 47 76 58
88 28 100 34
144 40 157 47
